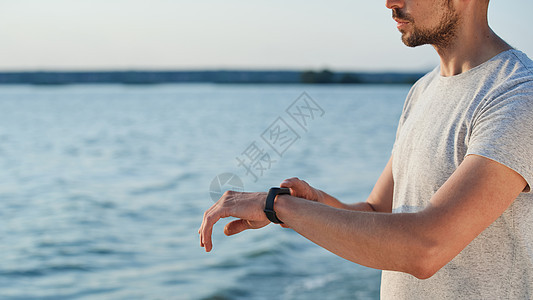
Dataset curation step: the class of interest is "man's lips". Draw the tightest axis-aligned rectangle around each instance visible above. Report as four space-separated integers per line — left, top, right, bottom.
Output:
394 18 410 29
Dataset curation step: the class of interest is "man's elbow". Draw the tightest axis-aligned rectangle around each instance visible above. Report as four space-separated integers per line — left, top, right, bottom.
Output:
410 263 439 280
406 239 445 280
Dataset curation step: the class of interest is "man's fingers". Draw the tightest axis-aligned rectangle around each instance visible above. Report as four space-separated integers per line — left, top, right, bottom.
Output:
202 224 214 252
200 210 222 252
281 177 301 196
281 177 309 196
199 201 223 250
280 177 299 188
280 180 293 188
224 219 251 236
199 191 271 252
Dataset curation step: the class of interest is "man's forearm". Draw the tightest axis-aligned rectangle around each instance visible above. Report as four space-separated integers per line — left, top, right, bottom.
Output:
275 194 437 279
318 190 379 212
317 156 393 213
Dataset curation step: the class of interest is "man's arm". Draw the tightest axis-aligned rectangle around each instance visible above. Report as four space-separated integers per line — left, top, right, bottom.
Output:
273 154 527 279
280 156 394 213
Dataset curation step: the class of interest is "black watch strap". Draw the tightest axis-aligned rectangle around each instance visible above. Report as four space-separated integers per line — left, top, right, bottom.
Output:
264 187 290 224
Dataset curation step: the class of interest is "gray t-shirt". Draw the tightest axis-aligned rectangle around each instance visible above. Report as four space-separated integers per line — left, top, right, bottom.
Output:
382 49 533 299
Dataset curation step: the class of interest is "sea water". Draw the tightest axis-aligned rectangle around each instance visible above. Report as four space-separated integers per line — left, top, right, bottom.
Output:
0 84 409 299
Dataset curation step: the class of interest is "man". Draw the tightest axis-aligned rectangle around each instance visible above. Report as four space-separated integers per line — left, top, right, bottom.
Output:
199 0 533 298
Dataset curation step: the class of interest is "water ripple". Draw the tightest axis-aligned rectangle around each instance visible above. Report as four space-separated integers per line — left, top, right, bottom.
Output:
0 84 405 299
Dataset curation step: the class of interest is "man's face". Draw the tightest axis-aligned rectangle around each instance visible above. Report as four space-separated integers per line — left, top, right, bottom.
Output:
390 0 460 48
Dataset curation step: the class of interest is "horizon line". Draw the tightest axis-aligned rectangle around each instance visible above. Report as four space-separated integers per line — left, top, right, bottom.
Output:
0 68 430 74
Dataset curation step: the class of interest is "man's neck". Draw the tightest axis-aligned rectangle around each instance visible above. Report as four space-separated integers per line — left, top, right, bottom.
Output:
434 22 512 77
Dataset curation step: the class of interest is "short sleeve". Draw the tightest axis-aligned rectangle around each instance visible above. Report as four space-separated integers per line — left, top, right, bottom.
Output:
466 82 533 191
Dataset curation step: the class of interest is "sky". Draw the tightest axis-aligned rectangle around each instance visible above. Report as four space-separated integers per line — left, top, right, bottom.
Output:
0 0 531 72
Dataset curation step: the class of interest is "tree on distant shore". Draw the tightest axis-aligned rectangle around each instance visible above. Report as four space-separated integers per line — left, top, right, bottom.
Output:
339 73 362 84
301 69 335 84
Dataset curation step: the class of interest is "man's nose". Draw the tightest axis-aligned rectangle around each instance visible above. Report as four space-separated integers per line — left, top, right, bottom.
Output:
386 0 404 9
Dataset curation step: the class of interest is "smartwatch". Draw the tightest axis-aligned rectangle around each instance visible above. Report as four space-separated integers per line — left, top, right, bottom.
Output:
264 187 290 224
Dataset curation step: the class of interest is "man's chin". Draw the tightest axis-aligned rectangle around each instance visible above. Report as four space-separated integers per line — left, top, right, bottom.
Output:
401 34 424 48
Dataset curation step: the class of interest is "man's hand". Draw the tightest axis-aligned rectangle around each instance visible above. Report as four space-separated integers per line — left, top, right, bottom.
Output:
199 191 269 252
280 177 325 203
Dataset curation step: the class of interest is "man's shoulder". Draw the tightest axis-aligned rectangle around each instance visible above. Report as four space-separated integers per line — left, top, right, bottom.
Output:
507 49 533 75
488 50 533 82
486 50 533 98
402 50 533 111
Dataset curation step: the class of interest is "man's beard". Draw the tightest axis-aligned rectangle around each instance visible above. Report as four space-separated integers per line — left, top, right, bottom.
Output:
392 4 459 48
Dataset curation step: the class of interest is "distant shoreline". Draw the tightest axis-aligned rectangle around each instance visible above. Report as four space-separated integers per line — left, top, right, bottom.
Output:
0 70 426 85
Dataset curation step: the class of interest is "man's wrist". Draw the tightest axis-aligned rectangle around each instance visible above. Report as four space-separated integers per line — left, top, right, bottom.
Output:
273 193 290 223
264 187 290 224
